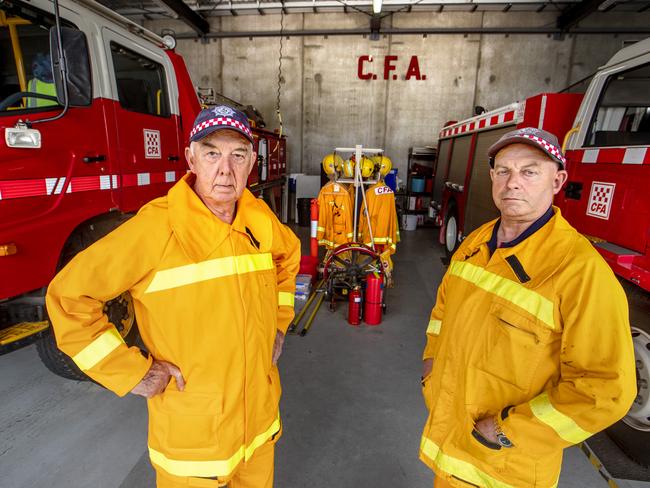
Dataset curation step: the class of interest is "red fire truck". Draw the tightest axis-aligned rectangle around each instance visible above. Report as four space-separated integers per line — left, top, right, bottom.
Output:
0 0 287 379
433 38 650 464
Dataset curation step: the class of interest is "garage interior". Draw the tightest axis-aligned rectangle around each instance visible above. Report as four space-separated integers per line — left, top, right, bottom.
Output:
1 0 650 486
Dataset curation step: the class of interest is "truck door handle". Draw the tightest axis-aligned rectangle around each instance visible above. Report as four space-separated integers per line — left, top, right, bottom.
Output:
83 155 106 163
168 155 180 161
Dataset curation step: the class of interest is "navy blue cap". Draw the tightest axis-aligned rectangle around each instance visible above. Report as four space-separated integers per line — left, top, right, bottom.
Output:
488 127 566 169
189 105 254 144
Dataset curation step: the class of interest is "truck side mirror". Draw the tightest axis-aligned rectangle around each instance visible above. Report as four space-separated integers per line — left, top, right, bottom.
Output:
49 26 91 106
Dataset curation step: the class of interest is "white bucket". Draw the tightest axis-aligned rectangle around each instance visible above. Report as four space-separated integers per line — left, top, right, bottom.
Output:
403 214 418 231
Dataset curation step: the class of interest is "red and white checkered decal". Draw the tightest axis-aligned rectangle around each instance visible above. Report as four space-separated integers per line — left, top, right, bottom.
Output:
520 134 566 166
190 117 253 140
586 181 615 220
567 147 650 165
439 104 520 139
0 170 182 201
144 129 161 159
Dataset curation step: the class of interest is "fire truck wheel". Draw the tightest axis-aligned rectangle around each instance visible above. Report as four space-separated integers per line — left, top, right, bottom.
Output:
36 330 87 381
606 284 650 466
37 216 141 382
37 292 139 381
444 203 459 257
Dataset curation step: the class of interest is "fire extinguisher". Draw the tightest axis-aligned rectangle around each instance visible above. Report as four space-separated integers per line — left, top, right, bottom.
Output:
364 272 383 326
310 199 319 258
348 286 362 326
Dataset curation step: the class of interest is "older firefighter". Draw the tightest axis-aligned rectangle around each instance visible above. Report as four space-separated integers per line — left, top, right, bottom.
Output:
419 127 636 488
46 105 300 488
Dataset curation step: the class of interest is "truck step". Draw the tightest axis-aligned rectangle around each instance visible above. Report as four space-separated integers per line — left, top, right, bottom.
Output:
0 321 49 347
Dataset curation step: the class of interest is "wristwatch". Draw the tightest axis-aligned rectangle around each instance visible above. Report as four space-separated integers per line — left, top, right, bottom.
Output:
493 410 514 448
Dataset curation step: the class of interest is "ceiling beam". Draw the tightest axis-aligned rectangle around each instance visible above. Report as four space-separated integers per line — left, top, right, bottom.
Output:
154 0 209 34
173 24 650 39
557 0 602 31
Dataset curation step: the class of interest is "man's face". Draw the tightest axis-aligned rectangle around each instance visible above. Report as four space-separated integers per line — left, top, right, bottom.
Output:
185 129 256 208
490 143 568 222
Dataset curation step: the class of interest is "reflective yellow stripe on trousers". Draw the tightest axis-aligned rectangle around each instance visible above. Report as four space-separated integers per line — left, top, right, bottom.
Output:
448 261 555 330
530 392 592 444
145 253 274 294
149 416 281 478
72 328 124 370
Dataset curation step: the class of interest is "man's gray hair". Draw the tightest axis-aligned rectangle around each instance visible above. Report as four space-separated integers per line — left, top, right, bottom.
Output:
189 136 254 158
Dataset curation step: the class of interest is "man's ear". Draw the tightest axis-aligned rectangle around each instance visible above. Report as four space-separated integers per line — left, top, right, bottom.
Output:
185 146 196 174
553 170 568 195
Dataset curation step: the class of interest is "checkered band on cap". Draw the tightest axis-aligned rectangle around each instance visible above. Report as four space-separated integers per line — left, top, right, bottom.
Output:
521 134 566 165
190 117 253 141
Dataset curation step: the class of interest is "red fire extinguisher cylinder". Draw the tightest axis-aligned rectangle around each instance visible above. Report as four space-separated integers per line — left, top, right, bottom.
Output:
348 287 362 326
364 273 383 326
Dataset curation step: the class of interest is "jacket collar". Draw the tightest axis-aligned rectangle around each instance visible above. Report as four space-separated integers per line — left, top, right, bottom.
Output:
167 174 272 262
459 207 578 287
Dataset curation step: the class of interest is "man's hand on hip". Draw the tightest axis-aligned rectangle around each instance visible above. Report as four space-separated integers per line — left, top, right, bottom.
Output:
272 330 285 365
131 359 185 398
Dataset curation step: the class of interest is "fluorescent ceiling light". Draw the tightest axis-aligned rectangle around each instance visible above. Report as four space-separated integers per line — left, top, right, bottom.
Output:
373 0 382 14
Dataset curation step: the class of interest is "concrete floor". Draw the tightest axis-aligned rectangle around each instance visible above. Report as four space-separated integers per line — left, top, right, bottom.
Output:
0 228 647 488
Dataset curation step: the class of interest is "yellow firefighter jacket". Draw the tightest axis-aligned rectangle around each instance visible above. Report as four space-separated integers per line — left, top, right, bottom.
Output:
46 174 300 481
420 208 636 488
316 181 354 248
359 181 400 253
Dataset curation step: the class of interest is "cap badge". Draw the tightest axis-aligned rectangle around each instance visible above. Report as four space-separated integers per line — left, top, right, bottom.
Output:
211 106 235 118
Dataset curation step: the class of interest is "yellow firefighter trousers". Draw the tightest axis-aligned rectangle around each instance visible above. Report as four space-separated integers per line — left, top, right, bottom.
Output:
155 442 274 488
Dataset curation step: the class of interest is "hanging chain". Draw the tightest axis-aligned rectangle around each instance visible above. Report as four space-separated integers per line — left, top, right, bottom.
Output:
272 7 284 153
276 7 284 115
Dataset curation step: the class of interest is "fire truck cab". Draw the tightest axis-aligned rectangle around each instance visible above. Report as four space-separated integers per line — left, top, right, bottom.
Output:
0 0 288 379
433 37 650 465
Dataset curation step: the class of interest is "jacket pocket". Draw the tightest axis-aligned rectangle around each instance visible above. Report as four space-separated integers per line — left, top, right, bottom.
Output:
151 390 223 455
475 301 554 393
453 420 507 473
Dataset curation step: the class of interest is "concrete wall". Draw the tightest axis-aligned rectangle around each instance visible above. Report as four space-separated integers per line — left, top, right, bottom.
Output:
145 12 649 177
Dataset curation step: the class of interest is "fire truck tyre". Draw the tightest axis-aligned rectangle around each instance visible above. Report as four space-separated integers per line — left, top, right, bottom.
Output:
444 203 459 257
605 285 650 467
37 216 140 382
37 292 138 381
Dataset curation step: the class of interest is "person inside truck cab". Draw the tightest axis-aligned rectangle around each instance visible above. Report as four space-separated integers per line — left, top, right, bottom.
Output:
46 105 300 488
26 52 57 108
418 127 637 488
